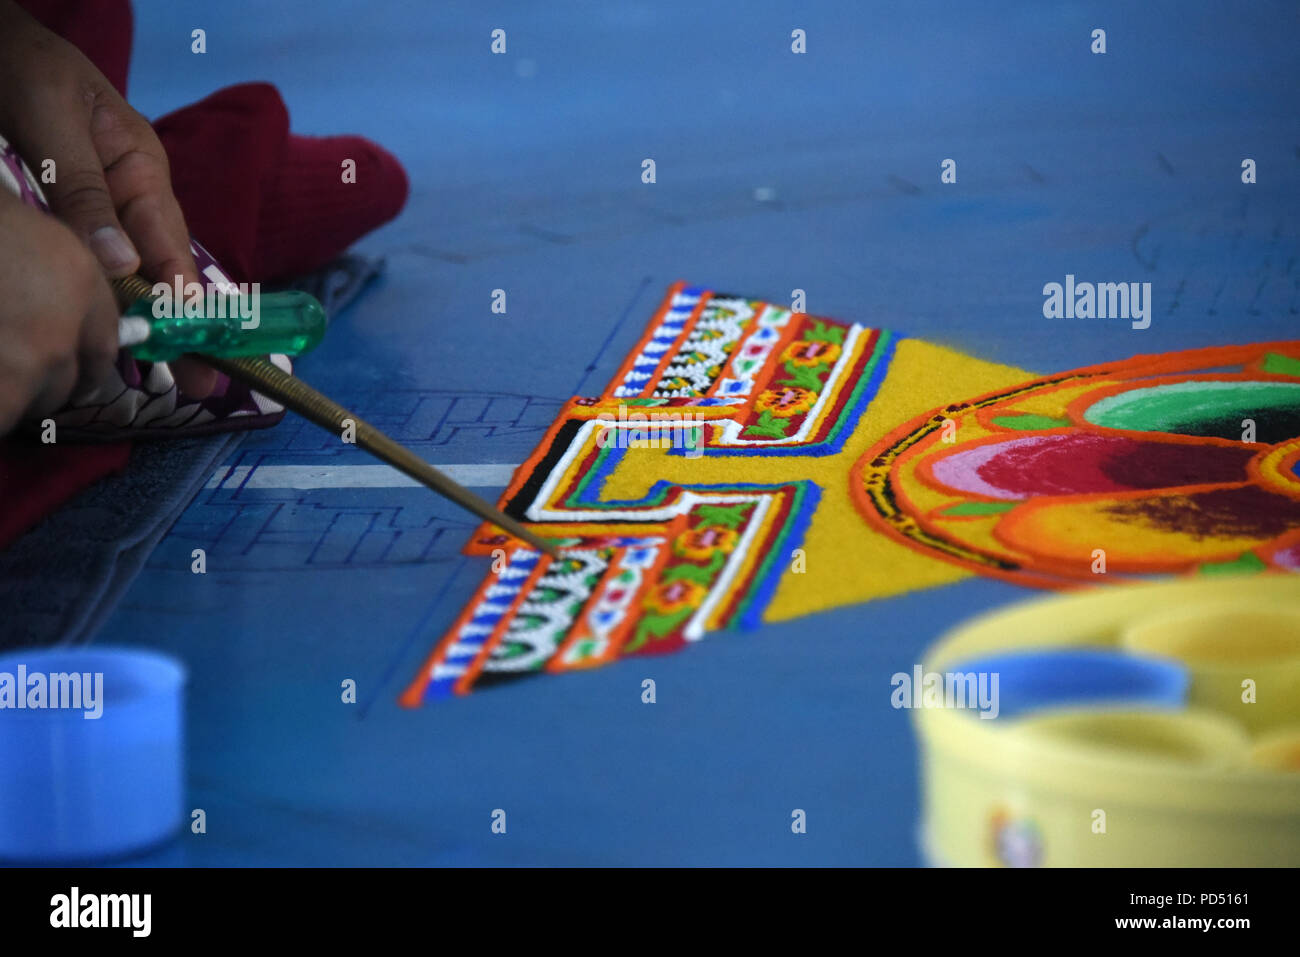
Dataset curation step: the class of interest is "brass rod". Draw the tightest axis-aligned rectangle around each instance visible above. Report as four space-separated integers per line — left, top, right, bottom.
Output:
111 275 557 557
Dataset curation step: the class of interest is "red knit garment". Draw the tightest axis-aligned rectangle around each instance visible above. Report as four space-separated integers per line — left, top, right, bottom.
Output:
253 129 409 283
17 0 410 283
15 0 134 95
3 0 409 547
152 84 409 284
0 442 131 548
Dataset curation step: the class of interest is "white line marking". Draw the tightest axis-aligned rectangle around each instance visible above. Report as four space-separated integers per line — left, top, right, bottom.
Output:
207 463 519 490
205 465 252 489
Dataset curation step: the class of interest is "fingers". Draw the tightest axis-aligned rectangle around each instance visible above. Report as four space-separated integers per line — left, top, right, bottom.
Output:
6 72 197 286
0 196 120 432
40 142 139 277
0 337 44 436
43 241 119 412
171 357 219 399
91 101 201 287
0 19 180 283
91 104 213 396
21 100 142 277
89 108 214 397
28 355 79 420
1 31 218 413
75 259 122 393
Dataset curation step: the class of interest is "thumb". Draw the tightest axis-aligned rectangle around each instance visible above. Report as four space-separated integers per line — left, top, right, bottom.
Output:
43 140 140 278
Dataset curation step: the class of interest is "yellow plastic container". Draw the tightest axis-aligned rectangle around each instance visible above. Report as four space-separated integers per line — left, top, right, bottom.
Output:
916 576 1300 867
1250 727 1300 772
1122 603 1300 732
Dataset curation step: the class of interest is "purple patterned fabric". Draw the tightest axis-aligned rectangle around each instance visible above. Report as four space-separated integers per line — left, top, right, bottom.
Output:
0 132 290 440
0 137 50 211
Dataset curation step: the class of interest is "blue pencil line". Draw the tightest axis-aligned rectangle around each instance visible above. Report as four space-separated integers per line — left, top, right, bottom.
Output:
357 555 467 717
572 275 654 395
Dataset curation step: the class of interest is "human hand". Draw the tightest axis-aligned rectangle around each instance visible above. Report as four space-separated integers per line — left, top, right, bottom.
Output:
0 0 216 397
0 188 118 435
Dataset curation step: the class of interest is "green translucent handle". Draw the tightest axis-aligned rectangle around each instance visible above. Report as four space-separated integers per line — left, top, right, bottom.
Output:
123 290 328 361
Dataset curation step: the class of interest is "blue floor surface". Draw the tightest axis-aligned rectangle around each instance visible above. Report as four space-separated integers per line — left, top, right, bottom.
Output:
98 0 1299 864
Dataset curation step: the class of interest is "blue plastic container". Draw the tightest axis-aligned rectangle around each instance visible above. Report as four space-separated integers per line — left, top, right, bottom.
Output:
943 648 1188 720
0 647 185 861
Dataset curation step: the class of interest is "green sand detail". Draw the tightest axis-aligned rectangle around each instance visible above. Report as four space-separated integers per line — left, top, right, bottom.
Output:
782 360 827 392
1198 552 1267 575
743 408 790 439
991 413 1071 430
663 552 727 584
726 483 810 628
820 330 895 445
1085 380 1300 434
1261 352 1300 378
626 606 694 653
942 501 1017 516
803 319 845 344
695 502 752 528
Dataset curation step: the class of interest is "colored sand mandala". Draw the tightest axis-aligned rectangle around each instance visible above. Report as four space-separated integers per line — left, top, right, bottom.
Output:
401 282 1300 704
854 343 1300 585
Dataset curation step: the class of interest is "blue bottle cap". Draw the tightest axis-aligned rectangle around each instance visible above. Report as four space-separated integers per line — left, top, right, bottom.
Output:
942 648 1188 720
0 647 186 861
